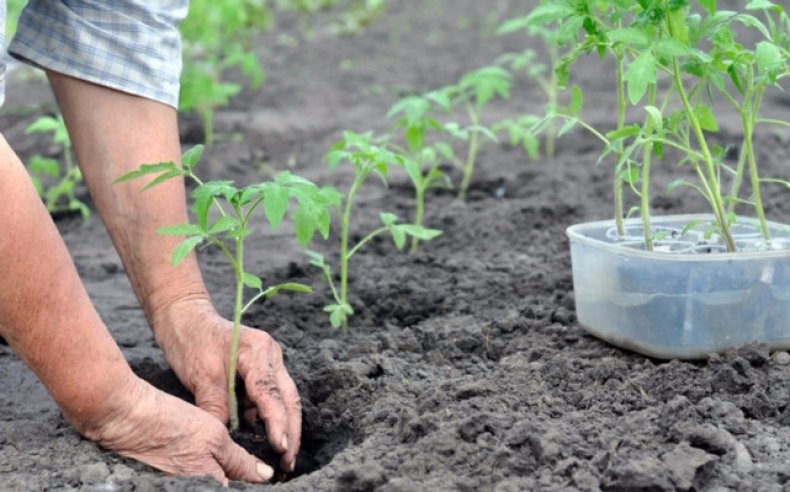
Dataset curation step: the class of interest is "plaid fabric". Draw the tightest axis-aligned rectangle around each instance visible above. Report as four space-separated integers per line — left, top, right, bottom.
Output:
7 0 187 108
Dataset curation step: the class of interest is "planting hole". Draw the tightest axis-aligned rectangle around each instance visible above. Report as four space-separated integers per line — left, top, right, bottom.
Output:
131 358 350 482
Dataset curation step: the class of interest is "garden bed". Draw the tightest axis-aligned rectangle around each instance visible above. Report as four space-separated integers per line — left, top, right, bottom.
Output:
2 0 790 490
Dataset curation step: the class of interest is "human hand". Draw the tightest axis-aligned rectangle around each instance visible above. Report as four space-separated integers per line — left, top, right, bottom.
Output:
152 300 302 473
82 377 274 486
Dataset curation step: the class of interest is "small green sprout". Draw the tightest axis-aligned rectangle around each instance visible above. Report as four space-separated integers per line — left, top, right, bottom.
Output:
114 145 341 431
311 131 442 331
26 115 90 218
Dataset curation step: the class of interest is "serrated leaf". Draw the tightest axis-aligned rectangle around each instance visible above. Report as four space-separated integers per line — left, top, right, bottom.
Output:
755 41 781 78
171 236 204 267
113 162 178 184
654 39 692 57
141 169 185 191
262 184 289 230
30 156 61 177
625 51 657 105
700 0 717 15
263 282 313 298
389 226 407 250
306 250 326 268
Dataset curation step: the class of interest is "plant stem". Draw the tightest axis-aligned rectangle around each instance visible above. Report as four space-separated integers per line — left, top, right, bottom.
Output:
742 86 770 240
614 54 627 236
202 107 215 147
339 176 363 333
671 57 736 251
227 235 244 432
641 85 657 251
409 185 426 254
458 103 480 201
347 225 388 260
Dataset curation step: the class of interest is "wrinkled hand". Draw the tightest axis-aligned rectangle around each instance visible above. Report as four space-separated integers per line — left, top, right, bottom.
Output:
153 300 302 473
83 377 274 486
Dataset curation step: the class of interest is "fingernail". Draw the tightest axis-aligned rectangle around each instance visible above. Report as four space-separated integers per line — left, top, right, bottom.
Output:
257 462 274 482
281 435 289 451
289 459 297 473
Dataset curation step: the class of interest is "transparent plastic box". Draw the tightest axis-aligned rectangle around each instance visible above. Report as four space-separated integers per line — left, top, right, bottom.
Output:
566 214 790 359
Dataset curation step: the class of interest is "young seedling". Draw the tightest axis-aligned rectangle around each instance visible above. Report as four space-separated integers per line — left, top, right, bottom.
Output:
115 145 341 431
448 66 512 201
386 89 454 253
26 114 90 218
310 131 442 331
179 0 268 146
495 10 576 159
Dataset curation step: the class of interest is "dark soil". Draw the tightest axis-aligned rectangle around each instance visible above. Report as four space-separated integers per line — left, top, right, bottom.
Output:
3 1 790 490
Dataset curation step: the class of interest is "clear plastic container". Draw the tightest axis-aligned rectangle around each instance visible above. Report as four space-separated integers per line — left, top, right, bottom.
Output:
566 214 790 359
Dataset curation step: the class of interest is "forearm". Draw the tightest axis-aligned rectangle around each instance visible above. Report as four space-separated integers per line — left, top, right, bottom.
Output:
46 72 213 343
0 135 135 434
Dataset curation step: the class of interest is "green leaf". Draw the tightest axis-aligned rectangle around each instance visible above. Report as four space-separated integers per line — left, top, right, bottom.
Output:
654 39 692 58
380 212 398 227
171 236 204 267
755 41 781 79
389 225 407 249
745 0 776 10
242 272 263 290
324 303 354 329
625 51 657 105
525 4 576 26
262 184 289 230
694 105 719 132
209 215 239 235
644 106 663 132
113 162 178 184
181 145 205 170
398 225 443 240
263 282 313 298
30 156 61 177
607 27 651 47
306 250 326 268
606 124 641 141
157 223 203 236
141 169 185 191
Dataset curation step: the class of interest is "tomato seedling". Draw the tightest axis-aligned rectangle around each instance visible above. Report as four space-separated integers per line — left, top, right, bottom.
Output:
179 0 268 146
525 0 790 252
26 115 90 218
115 145 341 431
310 131 442 331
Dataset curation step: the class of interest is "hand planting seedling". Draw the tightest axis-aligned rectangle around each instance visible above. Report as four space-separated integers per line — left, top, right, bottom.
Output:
25 114 90 218
525 0 790 252
310 131 442 331
115 145 341 431
179 0 268 146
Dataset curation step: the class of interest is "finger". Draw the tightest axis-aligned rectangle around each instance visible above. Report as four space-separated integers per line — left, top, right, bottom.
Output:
245 370 290 454
194 383 230 424
243 407 258 428
277 371 302 473
214 432 275 484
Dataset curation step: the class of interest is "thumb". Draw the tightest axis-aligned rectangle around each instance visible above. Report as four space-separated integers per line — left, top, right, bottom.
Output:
215 436 275 483
194 384 230 424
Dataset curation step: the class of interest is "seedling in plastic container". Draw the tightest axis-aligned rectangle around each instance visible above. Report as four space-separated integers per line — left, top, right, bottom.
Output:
310 131 442 331
115 145 341 431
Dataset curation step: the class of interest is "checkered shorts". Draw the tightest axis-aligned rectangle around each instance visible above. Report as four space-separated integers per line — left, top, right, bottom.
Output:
0 0 187 109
